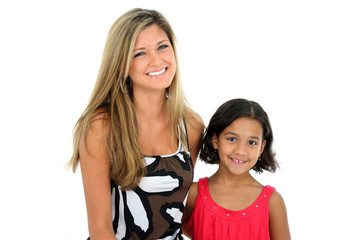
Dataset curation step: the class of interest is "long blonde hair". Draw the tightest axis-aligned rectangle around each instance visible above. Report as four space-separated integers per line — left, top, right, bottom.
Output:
68 8 200 190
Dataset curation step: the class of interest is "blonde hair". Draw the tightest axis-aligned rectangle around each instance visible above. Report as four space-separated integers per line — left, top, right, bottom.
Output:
68 8 201 190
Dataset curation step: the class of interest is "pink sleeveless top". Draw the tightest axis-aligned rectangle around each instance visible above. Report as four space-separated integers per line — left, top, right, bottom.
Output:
189 177 275 240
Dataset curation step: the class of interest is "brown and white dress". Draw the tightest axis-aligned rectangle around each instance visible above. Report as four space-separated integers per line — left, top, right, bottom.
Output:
111 121 193 239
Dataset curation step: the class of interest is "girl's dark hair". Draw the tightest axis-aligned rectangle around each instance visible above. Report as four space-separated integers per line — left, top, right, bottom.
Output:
199 98 278 173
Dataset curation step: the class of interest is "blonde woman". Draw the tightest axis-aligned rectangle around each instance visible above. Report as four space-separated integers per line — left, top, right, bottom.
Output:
68 8 204 240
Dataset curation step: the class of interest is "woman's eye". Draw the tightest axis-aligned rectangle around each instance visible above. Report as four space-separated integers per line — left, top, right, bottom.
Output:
158 44 168 50
134 52 145 58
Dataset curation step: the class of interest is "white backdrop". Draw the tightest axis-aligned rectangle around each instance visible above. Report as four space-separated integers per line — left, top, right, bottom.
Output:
1 0 359 239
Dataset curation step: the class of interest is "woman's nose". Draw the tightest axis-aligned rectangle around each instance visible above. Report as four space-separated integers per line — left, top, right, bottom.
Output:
149 51 162 66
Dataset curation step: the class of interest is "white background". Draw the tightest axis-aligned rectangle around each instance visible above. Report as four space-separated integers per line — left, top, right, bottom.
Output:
1 0 359 239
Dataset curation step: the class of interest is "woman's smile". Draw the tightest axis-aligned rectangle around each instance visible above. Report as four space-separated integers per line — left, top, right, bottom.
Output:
147 67 167 77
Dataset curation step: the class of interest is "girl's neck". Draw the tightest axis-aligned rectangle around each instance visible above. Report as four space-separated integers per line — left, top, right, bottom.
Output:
210 169 259 187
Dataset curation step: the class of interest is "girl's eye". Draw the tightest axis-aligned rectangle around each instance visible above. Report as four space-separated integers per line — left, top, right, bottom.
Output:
227 137 236 142
158 44 169 50
134 52 145 58
249 141 257 146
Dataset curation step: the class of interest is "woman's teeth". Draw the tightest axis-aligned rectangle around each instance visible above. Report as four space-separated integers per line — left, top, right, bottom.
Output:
147 68 166 76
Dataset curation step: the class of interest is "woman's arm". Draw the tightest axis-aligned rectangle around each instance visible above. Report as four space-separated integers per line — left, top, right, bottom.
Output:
186 116 204 167
269 190 291 240
79 114 116 240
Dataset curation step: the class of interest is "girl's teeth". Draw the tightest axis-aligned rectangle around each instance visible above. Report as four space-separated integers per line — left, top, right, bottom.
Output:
233 159 244 163
148 68 166 76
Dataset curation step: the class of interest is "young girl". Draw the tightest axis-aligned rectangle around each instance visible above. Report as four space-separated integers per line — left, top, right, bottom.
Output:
183 98 291 240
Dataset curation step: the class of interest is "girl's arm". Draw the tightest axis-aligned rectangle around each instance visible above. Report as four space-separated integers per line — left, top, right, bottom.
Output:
79 113 116 240
181 182 198 238
269 191 291 240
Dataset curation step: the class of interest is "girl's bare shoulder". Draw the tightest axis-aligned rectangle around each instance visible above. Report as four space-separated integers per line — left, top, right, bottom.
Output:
269 190 286 207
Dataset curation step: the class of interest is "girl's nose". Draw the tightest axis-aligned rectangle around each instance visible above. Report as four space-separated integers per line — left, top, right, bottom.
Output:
234 142 247 156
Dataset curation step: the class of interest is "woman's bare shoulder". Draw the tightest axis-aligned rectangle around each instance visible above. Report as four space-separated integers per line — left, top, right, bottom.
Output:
81 108 110 156
184 111 204 145
185 110 204 131
184 112 204 165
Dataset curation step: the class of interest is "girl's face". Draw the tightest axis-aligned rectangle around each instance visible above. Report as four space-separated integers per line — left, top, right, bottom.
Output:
212 117 266 177
128 24 176 95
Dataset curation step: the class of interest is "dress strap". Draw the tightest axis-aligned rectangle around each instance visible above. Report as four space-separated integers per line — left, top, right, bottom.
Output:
197 177 208 197
258 185 276 205
181 117 190 150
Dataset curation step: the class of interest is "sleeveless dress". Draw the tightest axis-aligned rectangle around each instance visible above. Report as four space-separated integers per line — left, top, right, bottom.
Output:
110 121 193 240
189 177 275 240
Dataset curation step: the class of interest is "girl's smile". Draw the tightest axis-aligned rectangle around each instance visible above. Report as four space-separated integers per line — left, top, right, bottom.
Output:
212 117 266 176
229 157 248 166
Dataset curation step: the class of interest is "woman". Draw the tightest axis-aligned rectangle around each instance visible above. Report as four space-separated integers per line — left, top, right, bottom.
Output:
68 8 204 240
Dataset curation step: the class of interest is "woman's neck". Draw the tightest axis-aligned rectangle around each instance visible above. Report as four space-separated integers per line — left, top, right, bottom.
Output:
133 90 168 122
132 90 174 156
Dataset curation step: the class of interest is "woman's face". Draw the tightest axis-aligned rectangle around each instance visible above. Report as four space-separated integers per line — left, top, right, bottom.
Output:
128 24 176 95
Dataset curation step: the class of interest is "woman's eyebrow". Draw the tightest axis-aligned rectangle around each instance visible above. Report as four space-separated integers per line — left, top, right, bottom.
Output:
133 39 169 52
157 39 169 45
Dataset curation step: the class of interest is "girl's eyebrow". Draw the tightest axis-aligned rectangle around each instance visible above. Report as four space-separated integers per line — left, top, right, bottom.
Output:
133 39 169 52
249 136 261 140
224 131 261 140
224 131 238 136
